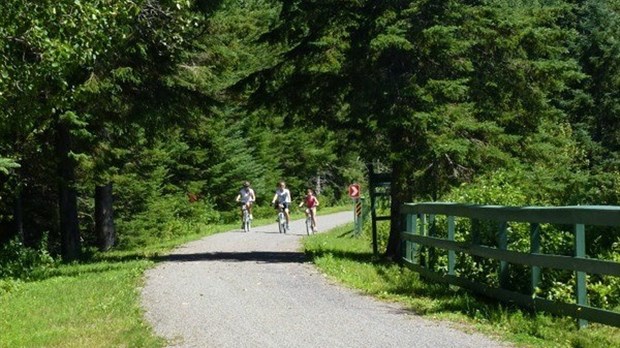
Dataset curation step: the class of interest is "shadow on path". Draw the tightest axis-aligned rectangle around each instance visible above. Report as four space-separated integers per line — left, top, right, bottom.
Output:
159 251 308 264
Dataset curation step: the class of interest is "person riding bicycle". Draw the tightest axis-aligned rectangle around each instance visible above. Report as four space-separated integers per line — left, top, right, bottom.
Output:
299 188 319 232
271 181 292 231
235 181 255 225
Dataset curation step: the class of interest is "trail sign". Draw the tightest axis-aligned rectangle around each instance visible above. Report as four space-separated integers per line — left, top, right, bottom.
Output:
348 183 361 199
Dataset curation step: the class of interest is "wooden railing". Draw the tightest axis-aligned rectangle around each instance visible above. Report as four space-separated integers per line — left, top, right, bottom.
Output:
400 202 620 327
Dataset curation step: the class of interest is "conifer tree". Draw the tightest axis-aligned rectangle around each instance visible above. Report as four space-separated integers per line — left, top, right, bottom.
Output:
251 0 584 257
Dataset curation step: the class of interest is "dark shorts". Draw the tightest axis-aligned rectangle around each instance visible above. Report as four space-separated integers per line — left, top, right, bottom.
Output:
274 202 290 210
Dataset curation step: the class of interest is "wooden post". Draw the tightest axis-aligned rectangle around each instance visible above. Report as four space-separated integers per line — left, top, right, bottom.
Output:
498 221 508 289
530 223 541 296
448 216 456 276
428 214 436 270
404 213 412 261
420 214 427 267
575 224 588 328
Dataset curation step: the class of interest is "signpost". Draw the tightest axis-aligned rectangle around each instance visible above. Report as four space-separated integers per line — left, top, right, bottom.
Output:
349 183 363 235
368 164 391 257
348 183 360 199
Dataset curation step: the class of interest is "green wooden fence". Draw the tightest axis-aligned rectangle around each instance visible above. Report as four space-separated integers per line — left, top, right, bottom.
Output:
400 202 620 328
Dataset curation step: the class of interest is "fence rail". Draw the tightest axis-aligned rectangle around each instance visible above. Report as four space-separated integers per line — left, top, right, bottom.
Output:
400 202 620 328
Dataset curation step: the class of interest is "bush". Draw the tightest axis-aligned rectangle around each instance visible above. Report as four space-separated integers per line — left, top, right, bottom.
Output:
0 235 58 281
436 169 620 310
115 193 220 249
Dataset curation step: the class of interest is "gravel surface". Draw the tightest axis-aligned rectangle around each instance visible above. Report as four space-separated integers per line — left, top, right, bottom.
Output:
141 211 510 348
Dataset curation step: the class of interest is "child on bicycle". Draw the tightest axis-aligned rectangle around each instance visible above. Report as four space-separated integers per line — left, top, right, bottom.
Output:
299 188 319 232
235 181 255 225
271 181 292 231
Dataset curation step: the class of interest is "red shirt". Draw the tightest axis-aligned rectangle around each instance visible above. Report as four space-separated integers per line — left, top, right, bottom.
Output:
304 195 318 208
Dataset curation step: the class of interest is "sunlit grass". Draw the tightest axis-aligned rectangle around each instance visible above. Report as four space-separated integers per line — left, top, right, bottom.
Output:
0 260 161 348
0 219 258 348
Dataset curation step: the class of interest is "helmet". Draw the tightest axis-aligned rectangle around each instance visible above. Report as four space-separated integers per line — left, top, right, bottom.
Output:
243 181 250 187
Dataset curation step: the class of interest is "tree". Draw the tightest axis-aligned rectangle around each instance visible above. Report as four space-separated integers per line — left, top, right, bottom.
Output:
248 0 584 257
0 0 209 257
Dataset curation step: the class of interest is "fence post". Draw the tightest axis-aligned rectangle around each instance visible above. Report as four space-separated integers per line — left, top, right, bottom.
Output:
404 212 413 261
498 221 509 289
448 215 456 276
370 180 378 257
428 214 436 270
575 224 588 328
530 223 541 296
420 214 427 267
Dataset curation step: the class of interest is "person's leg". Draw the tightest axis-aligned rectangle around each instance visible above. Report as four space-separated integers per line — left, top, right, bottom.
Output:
311 207 317 230
284 204 291 228
248 202 253 219
240 205 245 229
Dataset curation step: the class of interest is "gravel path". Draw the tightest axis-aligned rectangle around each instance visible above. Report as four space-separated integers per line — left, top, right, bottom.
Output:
141 212 510 348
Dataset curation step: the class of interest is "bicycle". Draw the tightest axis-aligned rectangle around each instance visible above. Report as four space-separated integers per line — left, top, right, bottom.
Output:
241 203 251 233
276 203 287 234
304 209 313 235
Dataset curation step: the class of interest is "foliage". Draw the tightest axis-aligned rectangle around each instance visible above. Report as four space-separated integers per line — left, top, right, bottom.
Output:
246 0 609 259
0 236 58 281
440 172 620 310
0 0 620 335
255 0 585 196
0 158 19 175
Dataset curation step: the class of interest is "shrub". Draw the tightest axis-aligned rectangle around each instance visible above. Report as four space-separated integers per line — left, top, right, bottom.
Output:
115 193 220 249
0 235 58 281
434 169 620 310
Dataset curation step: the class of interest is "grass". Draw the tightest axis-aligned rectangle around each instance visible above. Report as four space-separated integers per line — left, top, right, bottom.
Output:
0 219 249 348
302 224 620 348
1 261 161 348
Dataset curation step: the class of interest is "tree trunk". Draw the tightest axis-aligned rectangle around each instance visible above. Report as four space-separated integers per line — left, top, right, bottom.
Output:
383 125 416 260
384 159 408 260
95 183 116 251
14 187 24 243
56 121 81 260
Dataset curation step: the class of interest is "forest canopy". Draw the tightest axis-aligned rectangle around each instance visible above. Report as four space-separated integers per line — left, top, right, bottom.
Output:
0 0 618 261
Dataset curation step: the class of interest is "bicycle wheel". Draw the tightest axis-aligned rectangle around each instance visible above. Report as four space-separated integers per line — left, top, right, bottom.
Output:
242 209 250 232
244 216 251 232
305 217 311 235
278 212 285 234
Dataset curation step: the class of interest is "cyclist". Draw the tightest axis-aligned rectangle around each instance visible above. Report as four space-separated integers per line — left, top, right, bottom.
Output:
271 181 292 231
299 188 319 232
235 181 255 226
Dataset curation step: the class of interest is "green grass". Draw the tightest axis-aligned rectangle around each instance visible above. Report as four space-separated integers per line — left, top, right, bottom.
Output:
1 261 161 348
0 219 249 348
302 224 620 348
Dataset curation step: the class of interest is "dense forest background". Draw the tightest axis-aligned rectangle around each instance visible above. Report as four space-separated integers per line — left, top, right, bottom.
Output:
0 0 619 269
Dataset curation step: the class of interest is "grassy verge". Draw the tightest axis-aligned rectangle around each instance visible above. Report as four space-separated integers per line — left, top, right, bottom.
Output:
0 259 162 348
302 224 620 348
0 219 250 348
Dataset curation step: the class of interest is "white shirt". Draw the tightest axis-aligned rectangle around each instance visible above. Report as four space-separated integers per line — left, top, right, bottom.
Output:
274 188 291 203
238 188 255 203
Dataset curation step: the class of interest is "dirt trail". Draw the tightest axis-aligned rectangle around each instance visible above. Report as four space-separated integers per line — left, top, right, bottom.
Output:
141 212 509 348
